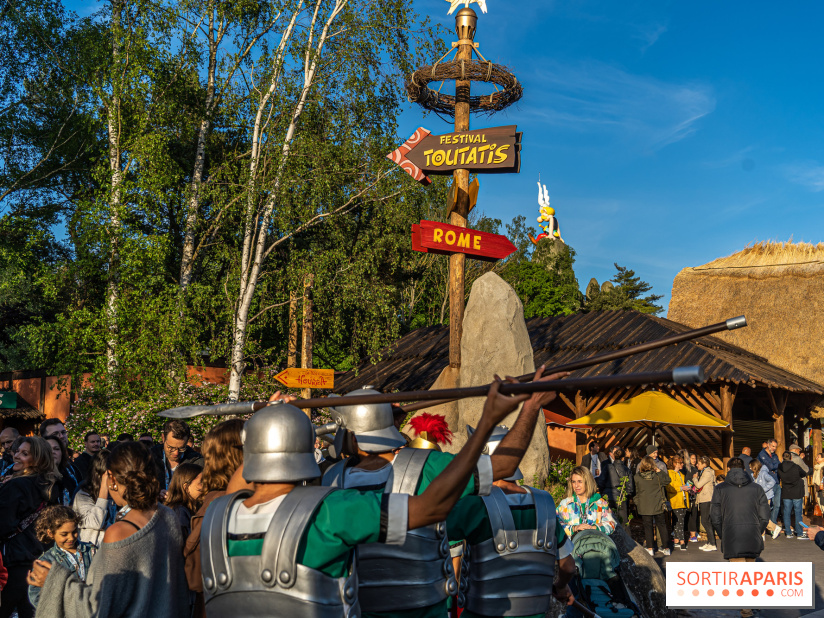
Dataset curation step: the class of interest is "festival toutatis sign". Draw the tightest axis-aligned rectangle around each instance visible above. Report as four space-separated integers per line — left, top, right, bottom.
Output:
387 126 521 184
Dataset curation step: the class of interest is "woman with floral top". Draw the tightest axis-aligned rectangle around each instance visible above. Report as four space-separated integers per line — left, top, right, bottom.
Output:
557 466 617 539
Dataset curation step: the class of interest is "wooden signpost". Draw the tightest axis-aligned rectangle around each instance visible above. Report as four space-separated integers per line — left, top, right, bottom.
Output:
411 220 517 261
394 7 522 370
274 368 335 390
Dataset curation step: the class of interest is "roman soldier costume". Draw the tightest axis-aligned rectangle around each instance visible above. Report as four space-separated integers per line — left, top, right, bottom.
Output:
322 390 492 617
448 426 573 618
200 402 408 617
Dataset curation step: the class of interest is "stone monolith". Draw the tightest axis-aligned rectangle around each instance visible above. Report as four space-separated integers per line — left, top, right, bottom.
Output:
451 272 549 485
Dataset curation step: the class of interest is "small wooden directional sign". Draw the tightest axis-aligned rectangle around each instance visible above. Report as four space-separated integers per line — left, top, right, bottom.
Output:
411 220 517 262
387 126 521 184
446 177 480 218
275 368 335 390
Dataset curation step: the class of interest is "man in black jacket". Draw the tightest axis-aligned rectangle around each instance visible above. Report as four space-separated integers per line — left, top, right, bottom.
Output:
150 419 204 499
711 457 770 618
601 445 634 526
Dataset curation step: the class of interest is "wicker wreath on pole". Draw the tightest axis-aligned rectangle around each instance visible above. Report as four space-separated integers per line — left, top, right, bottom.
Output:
405 58 522 116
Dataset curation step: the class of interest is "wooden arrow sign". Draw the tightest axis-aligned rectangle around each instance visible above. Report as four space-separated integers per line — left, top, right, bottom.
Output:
411 220 517 262
274 368 335 389
388 126 521 184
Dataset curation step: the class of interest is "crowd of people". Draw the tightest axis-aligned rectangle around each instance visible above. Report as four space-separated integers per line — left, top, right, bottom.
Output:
569 437 823 557
0 403 820 618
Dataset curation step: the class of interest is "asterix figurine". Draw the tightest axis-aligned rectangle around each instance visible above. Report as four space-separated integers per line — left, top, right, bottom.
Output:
530 179 564 244
446 0 488 15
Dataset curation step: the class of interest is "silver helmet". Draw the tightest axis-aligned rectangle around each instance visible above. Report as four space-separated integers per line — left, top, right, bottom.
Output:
332 387 406 454
467 424 523 482
241 402 321 483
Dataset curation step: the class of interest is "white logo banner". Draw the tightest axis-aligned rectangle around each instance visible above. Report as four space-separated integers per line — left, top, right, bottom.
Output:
666 562 814 609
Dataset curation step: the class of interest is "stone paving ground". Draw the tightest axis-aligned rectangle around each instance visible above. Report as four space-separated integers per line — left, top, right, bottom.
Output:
657 534 824 618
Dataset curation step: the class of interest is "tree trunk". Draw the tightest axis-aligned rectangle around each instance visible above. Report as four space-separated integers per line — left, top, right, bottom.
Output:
301 275 314 402
288 290 299 368
180 4 217 290
105 0 124 386
227 0 346 402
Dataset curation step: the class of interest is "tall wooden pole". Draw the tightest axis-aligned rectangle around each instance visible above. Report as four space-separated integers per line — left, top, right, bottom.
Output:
448 8 477 369
301 275 314 406
720 384 735 465
287 290 299 368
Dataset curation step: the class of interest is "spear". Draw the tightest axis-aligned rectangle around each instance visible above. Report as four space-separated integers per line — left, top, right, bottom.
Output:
398 315 746 414
157 366 704 420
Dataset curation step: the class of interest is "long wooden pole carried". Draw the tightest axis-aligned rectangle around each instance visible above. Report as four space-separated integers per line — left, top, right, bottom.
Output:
158 366 703 419
398 315 746 414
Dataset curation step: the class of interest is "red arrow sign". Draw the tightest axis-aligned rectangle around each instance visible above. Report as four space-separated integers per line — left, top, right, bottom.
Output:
411 220 517 262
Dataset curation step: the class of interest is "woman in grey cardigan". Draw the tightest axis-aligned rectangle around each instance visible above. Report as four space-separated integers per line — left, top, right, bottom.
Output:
28 442 188 618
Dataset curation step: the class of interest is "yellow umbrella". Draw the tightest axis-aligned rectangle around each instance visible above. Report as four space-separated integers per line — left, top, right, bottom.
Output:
566 391 730 441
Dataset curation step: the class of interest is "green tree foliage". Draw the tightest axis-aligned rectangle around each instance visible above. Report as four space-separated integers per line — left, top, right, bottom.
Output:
500 245 583 318
584 263 664 315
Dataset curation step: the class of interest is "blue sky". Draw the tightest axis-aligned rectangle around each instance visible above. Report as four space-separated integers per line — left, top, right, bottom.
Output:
63 0 824 313
401 0 824 312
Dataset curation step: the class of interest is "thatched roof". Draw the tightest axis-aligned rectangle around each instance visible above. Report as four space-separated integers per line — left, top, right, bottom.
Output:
668 241 824 391
335 311 824 396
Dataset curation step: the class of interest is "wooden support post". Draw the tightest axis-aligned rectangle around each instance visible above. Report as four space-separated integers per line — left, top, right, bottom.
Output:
574 391 587 465
720 384 735 465
812 417 822 465
287 290 298 369
767 388 787 458
448 14 473 369
300 275 314 405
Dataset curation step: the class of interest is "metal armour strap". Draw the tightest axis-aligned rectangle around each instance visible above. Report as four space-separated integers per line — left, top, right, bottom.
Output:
390 448 431 495
321 460 347 488
482 487 518 553
525 486 555 550
260 486 336 588
202 490 253 593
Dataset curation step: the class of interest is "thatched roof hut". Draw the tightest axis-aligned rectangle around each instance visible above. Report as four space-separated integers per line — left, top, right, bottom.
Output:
668 241 824 390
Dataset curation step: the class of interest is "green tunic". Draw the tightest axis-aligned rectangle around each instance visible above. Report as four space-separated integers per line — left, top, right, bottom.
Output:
227 489 384 578
446 492 572 618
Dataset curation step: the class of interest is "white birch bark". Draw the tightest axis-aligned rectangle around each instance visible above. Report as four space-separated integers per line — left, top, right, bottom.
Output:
106 0 124 384
179 4 217 290
228 0 348 401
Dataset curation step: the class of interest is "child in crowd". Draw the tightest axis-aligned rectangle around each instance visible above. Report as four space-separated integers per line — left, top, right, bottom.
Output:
28 505 96 608
164 462 203 539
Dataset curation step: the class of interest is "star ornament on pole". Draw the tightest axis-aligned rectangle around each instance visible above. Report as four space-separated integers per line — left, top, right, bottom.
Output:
446 0 487 15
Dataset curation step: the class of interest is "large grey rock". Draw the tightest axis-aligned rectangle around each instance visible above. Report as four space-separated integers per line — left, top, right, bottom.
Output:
611 526 676 618
452 272 549 485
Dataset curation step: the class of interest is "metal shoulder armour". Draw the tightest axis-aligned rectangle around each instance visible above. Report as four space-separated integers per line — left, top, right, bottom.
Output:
322 459 348 488
460 486 558 617
355 448 458 613
202 487 360 618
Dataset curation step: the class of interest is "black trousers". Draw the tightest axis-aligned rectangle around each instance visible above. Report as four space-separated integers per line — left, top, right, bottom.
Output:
687 502 699 537
0 565 35 618
642 514 669 550
672 508 688 543
699 501 716 545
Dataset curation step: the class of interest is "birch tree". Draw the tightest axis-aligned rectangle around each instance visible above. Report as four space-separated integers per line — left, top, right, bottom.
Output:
226 0 422 400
